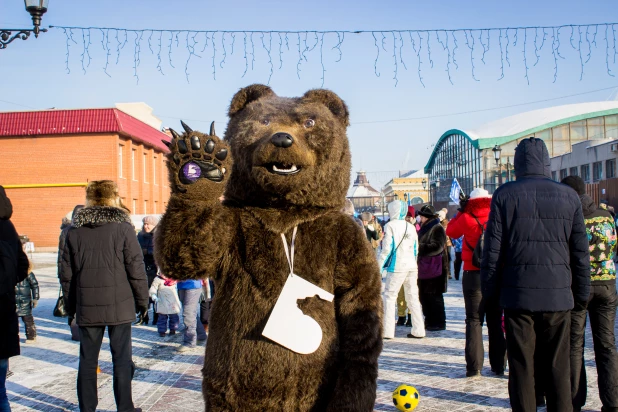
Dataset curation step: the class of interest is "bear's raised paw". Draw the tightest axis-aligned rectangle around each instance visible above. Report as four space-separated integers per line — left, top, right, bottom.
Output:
163 121 231 196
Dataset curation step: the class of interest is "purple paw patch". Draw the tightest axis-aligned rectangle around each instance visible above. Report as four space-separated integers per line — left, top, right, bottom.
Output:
182 162 201 182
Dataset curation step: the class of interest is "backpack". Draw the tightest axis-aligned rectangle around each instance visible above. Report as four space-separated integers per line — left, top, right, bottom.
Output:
0 239 18 297
464 213 486 268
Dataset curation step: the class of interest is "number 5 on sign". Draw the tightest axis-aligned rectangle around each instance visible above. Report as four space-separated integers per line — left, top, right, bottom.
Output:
262 274 334 355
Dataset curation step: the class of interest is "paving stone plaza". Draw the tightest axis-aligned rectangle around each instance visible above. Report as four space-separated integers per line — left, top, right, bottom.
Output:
5 253 608 411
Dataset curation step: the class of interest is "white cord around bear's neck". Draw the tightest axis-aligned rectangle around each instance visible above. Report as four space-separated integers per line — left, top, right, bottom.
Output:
281 226 298 276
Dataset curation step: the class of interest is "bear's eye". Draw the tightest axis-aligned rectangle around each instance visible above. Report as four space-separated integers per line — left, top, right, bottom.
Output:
304 119 315 128
260 118 270 126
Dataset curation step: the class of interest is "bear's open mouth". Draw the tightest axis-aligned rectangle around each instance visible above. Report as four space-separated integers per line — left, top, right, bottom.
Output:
266 162 301 175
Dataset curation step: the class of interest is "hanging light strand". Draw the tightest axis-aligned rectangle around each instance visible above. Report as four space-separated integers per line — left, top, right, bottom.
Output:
49 23 618 86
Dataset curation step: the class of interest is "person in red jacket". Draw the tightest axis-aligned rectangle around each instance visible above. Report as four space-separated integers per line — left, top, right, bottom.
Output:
446 188 506 377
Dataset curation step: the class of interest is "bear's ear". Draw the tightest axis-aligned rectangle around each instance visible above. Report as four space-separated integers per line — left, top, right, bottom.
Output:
302 89 350 127
228 84 275 117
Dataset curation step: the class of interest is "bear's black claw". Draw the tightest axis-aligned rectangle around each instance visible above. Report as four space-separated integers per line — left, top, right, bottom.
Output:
190 135 201 150
215 149 228 161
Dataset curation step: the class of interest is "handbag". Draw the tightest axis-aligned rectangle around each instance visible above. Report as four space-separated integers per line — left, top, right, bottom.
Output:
53 287 68 317
383 222 408 269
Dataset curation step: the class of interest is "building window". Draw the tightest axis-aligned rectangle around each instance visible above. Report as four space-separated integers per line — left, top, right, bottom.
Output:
118 145 124 178
581 164 591 182
144 200 148 214
551 171 557 181
131 149 136 180
559 169 567 180
569 167 578 177
607 159 616 179
588 117 605 140
593 161 603 182
154 201 158 214
144 153 148 183
606 115 618 140
153 156 157 185
132 199 137 214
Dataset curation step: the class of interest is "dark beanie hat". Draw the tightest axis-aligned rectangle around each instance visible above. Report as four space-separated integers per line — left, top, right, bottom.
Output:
561 175 586 195
418 204 438 218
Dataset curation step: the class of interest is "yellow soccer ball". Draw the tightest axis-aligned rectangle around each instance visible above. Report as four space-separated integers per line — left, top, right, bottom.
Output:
392 384 420 411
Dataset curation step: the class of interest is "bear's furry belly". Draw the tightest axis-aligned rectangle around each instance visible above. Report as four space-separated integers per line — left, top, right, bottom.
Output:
203 264 339 411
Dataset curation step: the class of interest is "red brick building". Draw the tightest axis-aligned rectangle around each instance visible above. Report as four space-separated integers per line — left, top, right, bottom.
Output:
0 104 171 249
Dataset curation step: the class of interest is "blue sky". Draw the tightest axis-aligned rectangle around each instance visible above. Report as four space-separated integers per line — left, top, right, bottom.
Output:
1 0 617 188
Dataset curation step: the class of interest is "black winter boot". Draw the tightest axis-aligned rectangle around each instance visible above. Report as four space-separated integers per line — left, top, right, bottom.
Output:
396 316 406 326
405 314 412 327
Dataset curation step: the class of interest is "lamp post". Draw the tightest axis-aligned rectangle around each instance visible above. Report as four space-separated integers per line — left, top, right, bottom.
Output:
492 145 514 187
422 178 427 204
492 145 503 186
1 1 49 50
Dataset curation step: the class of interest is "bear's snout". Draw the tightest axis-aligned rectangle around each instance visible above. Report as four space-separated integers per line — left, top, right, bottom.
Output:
271 132 294 149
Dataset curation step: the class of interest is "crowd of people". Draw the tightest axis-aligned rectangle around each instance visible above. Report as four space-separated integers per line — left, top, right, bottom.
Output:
1 137 618 412
369 137 618 412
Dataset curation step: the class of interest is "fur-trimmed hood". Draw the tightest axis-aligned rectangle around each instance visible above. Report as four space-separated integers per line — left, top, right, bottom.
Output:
72 206 132 228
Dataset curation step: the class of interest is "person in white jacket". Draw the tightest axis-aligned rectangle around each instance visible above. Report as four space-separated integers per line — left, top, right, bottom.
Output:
149 273 182 337
377 200 425 339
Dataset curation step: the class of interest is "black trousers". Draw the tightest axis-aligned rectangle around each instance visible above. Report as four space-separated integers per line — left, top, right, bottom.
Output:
454 252 462 280
462 271 506 372
571 283 618 411
78 323 135 412
19 315 36 339
418 277 446 329
505 310 571 412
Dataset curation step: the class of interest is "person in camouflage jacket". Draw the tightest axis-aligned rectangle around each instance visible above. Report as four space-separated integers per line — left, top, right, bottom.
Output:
562 176 618 412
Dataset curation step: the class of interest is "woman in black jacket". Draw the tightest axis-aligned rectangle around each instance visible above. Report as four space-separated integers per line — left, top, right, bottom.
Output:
417 205 448 331
0 186 29 411
60 180 148 412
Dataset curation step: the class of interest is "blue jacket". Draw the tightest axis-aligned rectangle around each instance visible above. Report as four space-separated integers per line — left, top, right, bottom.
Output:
481 137 590 312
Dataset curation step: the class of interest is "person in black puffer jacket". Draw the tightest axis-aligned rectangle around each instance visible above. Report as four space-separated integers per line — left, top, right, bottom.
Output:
562 175 618 412
481 137 590 412
60 180 148 412
15 261 39 343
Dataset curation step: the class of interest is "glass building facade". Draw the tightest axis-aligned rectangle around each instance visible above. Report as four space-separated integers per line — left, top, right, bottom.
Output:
425 109 618 203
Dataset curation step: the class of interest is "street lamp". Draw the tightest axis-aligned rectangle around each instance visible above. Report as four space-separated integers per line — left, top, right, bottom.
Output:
1 0 49 49
422 179 427 190
492 145 502 165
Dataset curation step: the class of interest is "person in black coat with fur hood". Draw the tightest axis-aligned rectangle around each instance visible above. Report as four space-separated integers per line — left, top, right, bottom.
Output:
417 204 448 331
60 180 149 412
481 137 590 412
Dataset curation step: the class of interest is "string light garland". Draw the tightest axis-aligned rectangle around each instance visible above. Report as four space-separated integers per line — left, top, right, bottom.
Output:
50 23 618 86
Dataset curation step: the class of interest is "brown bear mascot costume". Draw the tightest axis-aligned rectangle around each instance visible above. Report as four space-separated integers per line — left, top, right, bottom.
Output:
155 84 383 411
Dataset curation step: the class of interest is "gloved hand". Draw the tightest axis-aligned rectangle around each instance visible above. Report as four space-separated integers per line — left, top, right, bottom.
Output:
133 306 148 326
458 192 470 212
32 300 38 308
151 295 158 302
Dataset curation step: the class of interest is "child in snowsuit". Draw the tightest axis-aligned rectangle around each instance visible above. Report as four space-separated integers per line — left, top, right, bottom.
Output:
149 273 181 337
15 262 39 343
